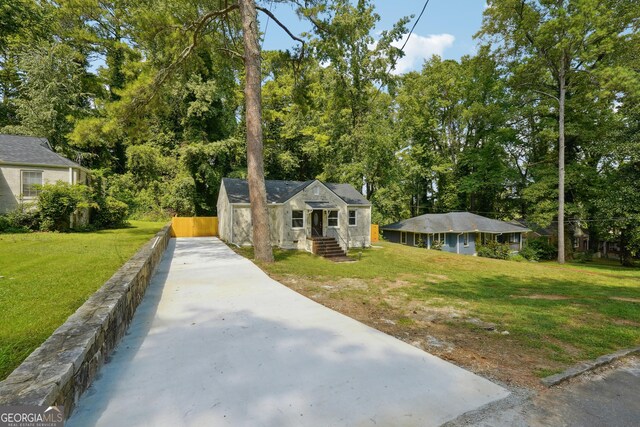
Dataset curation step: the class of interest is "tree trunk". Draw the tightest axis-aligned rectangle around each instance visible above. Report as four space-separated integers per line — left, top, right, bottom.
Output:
557 63 566 264
620 229 632 267
239 0 274 263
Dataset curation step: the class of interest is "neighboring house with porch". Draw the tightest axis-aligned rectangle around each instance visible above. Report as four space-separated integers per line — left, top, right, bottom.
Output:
381 212 530 255
0 135 89 216
217 178 371 258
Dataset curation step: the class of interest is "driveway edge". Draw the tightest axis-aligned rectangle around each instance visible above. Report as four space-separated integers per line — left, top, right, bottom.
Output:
541 346 640 387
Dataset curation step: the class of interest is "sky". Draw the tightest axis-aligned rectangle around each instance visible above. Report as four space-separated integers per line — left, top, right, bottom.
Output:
260 0 488 74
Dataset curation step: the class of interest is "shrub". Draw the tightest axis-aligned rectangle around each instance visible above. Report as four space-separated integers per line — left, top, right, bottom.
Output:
0 215 11 232
477 241 511 260
3 205 40 231
527 238 557 260
95 196 129 229
518 245 540 261
509 254 527 262
573 251 594 263
37 182 95 231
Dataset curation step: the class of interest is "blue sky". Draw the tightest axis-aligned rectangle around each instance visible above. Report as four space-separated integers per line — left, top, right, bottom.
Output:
260 0 488 73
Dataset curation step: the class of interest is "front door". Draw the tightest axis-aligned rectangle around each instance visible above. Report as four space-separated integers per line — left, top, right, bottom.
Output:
311 210 323 237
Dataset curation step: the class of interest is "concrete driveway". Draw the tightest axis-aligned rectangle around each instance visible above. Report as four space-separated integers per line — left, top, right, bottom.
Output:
68 238 508 427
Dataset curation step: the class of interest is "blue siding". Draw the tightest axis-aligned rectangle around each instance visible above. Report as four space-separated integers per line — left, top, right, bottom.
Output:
440 233 477 255
383 230 482 255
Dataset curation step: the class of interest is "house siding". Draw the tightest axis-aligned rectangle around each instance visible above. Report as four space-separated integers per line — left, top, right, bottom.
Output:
232 206 253 246
216 183 232 242
383 230 401 244
382 230 479 255
0 165 85 214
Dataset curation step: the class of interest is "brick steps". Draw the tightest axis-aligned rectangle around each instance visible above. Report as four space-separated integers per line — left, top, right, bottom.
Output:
310 237 349 260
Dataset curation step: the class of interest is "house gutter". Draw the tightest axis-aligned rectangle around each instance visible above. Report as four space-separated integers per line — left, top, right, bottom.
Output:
0 161 91 174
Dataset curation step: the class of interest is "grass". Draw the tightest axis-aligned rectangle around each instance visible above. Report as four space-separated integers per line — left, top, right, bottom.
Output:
0 220 166 380
238 242 640 381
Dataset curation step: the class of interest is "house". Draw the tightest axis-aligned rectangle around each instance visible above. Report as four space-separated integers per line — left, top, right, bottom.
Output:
381 212 530 255
511 219 591 253
0 135 90 215
510 219 555 243
217 178 371 257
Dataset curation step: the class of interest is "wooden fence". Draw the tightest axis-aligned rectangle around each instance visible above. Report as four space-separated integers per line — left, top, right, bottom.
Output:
371 224 379 243
171 217 218 237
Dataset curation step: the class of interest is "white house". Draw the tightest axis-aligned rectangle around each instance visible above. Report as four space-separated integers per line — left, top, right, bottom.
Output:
217 178 371 258
0 134 89 214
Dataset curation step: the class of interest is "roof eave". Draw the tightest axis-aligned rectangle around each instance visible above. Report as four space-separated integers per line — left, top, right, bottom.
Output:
0 160 90 173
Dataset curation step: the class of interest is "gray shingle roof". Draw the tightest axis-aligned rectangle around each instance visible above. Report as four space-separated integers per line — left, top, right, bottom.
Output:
222 178 370 205
382 212 530 234
0 134 81 168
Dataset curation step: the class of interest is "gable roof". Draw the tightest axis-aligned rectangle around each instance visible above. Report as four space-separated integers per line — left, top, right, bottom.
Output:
0 134 82 169
382 212 530 234
221 178 370 206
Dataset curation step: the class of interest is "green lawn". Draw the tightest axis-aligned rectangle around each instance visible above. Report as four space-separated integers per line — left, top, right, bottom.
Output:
238 242 640 385
0 221 166 380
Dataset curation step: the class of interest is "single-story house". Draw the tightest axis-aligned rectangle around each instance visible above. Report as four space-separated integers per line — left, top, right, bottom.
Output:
511 219 591 253
217 178 371 256
381 212 531 255
0 135 90 217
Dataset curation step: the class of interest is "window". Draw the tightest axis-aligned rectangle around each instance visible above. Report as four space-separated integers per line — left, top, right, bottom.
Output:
313 186 320 196
348 210 357 226
509 233 519 243
328 210 338 227
292 210 304 228
463 233 469 247
574 237 579 248
22 171 42 197
400 232 407 244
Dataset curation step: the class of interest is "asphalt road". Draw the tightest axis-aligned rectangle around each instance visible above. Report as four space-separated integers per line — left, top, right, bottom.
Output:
449 356 640 427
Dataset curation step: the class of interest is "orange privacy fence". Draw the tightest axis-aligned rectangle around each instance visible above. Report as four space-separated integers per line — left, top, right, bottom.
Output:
371 224 379 243
171 217 218 237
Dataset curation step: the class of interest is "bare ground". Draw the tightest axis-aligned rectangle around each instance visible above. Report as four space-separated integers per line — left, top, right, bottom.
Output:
274 273 569 390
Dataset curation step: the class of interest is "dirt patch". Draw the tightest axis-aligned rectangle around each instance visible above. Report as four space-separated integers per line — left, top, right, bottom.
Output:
378 279 414 293
270 272 559 390
611 318 640 327
609 296 640 303
518 294 571 301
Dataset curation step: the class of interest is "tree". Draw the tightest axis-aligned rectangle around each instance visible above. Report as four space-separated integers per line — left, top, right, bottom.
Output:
2 42 87 154
480 0 640 263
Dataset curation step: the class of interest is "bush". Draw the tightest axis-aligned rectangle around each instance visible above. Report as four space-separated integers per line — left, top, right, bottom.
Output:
3 205 40 231
477 241 511 260
518 245 540 261
573 251 594 263
37 182 95 231
95 196 129 229
527 238 557 260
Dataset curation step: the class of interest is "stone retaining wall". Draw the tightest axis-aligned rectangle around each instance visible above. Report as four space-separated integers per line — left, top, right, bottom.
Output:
0 224 172 418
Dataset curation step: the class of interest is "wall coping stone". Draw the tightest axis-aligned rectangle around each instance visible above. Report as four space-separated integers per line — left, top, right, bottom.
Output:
0 224 172 418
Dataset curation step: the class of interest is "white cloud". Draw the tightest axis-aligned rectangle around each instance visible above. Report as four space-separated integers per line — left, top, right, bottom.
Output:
390 33 455 74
